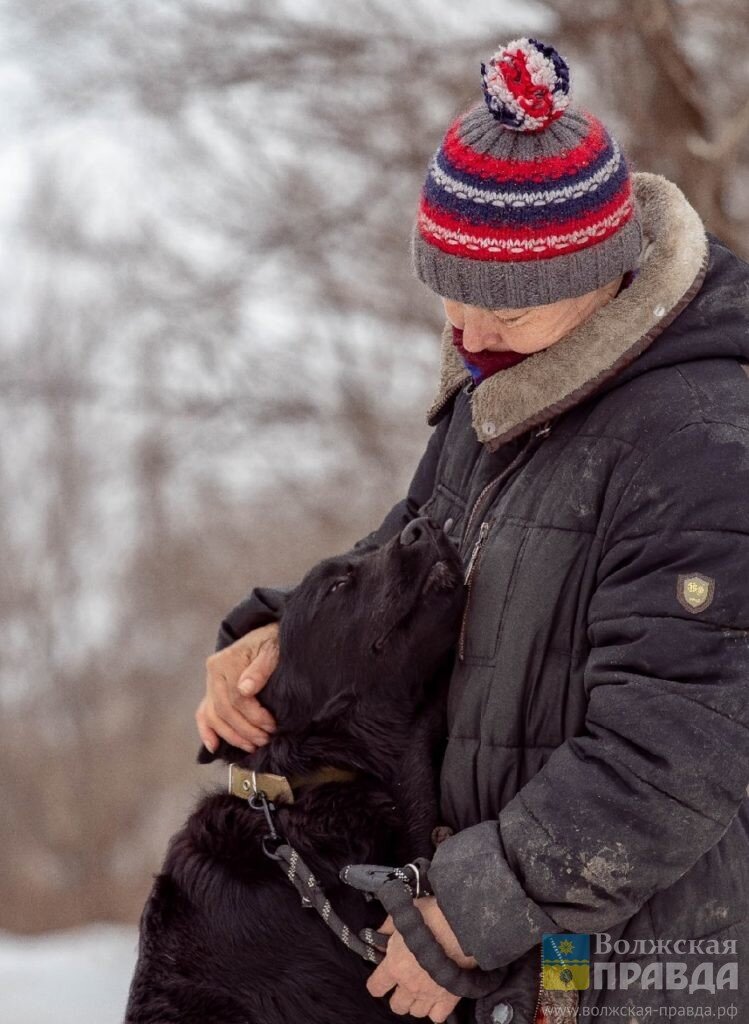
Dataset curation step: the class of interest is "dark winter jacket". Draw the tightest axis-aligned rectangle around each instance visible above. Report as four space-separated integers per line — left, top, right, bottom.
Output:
219 173 749 1023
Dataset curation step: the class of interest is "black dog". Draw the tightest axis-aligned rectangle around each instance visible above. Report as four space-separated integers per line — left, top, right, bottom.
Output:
125 517 465 1024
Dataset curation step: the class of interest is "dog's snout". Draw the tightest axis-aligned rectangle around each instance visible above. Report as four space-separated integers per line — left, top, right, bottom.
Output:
400 517 434 547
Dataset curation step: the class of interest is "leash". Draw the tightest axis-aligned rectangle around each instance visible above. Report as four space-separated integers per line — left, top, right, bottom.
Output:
245 781 507 1001
341 861 508 1000
246 785 385 964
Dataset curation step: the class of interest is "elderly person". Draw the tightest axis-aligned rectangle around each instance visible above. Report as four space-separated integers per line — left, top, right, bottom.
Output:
197 38 749 1024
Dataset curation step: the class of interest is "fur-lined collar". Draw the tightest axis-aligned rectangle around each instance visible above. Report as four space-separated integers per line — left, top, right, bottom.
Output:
426 172 709 450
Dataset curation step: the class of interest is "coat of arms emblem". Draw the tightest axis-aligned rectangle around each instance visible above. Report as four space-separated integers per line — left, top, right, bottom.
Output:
677 573 715 613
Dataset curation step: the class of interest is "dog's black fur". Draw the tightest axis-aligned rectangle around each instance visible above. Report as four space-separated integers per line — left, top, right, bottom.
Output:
125 517 465 1024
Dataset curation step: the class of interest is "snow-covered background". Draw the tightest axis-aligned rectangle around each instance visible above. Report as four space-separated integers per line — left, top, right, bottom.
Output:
2 0 748 1019
0 927 138 1024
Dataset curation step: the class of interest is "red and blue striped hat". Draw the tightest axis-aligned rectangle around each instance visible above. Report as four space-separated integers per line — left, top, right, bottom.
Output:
411 38 642 308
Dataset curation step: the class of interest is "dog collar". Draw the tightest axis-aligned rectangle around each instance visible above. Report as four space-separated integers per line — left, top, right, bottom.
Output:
228 763 358 805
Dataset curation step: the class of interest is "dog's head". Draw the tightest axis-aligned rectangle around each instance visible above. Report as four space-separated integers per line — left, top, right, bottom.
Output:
200 517 465 766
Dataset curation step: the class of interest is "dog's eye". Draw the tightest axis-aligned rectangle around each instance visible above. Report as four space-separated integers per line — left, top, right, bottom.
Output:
328 576 350 594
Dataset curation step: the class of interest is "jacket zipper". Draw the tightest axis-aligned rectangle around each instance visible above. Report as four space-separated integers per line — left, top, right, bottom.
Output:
532 940 544 1023
457 421 553 662
461 472 505 552
532 941 581 1024
464 521 489 586
458 521 489 660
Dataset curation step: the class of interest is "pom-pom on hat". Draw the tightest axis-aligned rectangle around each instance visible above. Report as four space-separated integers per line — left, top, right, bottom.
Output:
411 38 642 309
481 37 570 132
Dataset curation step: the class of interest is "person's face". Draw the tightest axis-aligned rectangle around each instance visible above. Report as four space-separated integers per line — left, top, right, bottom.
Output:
442 277 623 355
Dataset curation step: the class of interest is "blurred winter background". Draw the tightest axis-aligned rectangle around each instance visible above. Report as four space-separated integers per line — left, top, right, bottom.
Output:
2 0 748 1020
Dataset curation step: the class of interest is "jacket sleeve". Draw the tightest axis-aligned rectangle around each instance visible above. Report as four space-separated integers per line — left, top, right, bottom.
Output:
427 419 749 969
216 413 450 651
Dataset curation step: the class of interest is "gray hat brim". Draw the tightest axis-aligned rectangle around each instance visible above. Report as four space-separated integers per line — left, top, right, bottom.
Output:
411 212 643 309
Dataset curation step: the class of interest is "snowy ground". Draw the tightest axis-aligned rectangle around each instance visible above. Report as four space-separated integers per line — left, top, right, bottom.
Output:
0 925 138 1024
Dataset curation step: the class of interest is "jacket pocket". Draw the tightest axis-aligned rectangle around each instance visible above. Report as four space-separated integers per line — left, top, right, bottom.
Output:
419 481 466 543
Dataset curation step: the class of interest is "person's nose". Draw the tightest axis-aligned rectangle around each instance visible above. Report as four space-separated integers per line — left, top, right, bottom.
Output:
461 313 498 352
461 328 486 353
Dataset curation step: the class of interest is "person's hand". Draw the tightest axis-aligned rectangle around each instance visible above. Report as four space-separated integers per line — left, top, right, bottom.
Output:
195 623 280 754
366 897 477 1020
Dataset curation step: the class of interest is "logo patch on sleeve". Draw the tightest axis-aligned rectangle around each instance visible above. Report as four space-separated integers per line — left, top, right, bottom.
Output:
676 573 715 613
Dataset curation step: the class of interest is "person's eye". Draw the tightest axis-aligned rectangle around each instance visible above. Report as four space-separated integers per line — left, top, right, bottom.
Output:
492 309 529 326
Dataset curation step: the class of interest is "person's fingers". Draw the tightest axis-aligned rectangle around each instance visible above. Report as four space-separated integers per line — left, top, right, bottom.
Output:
199 627 281 748
205 647 252 691
238 695 277 733
408 999 433 1018
238 639 279 697
201 702 258 753
366 963 397 1000
195 698 219 753
428 996 459 1023
389 988 416 1016
213 682 273 746
212 699 271 748
377 915 395 936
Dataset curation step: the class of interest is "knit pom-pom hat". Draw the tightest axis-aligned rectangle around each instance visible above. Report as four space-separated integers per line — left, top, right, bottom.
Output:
411 38 642 308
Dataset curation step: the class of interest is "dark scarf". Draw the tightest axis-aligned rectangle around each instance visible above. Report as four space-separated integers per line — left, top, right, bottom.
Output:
451 328 531 384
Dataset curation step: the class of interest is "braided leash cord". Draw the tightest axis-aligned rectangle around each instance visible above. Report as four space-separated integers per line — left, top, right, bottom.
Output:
248 790 505 1001
275 843 385 965
247 789 388 965
275 850 465 1024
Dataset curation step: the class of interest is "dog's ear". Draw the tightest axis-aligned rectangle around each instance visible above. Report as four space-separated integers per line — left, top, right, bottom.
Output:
197 743 216 764
196 738 235 764
308 689 358 727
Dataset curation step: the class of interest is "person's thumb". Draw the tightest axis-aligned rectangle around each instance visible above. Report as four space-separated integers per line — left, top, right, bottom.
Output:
377 915 396 937
238 639 278 696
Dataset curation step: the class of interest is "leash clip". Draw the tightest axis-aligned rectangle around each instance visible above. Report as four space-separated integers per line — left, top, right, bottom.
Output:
340 859 434 899
248 787 284 860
